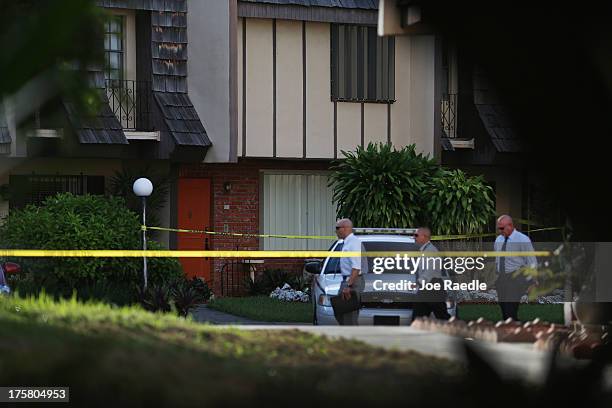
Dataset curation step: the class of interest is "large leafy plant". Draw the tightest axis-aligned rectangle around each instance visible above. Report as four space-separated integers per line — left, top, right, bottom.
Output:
425 169 495 235
329 143 438 228
0 193 183 297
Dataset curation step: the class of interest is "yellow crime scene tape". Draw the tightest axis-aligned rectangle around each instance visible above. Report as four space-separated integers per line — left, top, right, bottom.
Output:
0 249 551 258
143 225 563 241
0 219 559 258
143 225 337 240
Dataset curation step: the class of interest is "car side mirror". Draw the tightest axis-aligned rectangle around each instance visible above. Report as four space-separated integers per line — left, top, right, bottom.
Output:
2 262 21 274
304 260 322 274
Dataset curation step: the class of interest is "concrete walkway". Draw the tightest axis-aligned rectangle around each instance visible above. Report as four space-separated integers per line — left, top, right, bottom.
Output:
190 305 262 324
190 305 309 325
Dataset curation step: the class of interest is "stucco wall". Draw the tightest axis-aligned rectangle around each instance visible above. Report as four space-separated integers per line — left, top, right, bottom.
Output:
235 17 437 159
187 0 233 163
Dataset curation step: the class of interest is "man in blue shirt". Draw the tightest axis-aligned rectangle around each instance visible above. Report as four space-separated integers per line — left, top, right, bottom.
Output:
335 218 366 325
495 215 537 321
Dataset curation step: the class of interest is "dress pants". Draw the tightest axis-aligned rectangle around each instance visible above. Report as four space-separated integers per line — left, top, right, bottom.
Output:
336 275 365 326
496 271 530 321
413 278 451 320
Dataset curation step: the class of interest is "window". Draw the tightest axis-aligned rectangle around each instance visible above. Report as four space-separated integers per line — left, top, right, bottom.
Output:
261 173 337 250
323 243 343 274
331 24 395 102
104 15 124 81
8 175 105 209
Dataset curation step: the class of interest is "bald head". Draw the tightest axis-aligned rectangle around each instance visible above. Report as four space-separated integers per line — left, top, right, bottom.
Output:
497 214 515 238
335 218 353 239
497 215 513 224
415 227 431 246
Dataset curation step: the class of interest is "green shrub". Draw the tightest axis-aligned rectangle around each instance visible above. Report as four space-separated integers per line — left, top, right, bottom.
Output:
0 193 182 299
425 169 496 235
330 143 496 235
329 142 438 228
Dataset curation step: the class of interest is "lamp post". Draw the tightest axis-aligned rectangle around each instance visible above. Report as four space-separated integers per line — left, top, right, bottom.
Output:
133 178 153 289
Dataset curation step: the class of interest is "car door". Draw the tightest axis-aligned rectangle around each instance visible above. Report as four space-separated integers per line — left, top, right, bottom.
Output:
320 241 344 296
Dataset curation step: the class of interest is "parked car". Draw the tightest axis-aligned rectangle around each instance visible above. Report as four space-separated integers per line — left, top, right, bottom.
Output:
0 262 21 295
305 228 456 326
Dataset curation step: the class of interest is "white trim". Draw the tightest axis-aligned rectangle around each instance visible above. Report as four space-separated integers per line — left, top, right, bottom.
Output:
260 169 331 176
26 128 63 138
449 138 475 149
124 130 160 141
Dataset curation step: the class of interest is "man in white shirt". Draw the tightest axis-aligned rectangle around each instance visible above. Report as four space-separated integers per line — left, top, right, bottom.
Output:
495 215 538 320
335 218 366 325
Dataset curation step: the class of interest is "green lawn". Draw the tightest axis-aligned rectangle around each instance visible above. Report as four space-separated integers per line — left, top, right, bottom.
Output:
458 303 564 324
0 294 467 406
208 296 312 323
208 296 564 325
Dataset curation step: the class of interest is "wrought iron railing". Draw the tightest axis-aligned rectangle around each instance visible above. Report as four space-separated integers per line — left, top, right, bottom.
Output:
441 92 457 138
8 174 105 209
105 79 152 131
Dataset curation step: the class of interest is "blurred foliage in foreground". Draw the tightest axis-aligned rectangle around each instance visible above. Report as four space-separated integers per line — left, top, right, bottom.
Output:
1 294 611 406
0 0 106 120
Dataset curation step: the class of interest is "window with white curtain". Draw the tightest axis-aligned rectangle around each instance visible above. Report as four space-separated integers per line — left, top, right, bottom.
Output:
261 172 337 250
104 15 124 81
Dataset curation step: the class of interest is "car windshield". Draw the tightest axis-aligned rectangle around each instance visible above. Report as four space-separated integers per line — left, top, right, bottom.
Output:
323 240 419 274
363 241 419 274
323 242 343 274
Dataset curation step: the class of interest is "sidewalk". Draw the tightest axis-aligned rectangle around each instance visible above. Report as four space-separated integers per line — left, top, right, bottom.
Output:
190 305 310 325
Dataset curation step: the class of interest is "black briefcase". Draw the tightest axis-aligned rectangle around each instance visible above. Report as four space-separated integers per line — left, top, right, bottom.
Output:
330 290 360 316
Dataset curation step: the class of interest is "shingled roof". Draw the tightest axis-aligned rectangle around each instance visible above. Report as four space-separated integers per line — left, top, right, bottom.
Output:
154 93 211 147
64 0 210 149
440 137 454 151
473 66 522 153
63 94 128 145
240 0 378 8
149 7 210 147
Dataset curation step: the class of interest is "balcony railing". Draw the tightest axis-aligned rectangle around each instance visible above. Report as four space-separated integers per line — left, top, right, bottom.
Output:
441 92 457 138
105 79 152 131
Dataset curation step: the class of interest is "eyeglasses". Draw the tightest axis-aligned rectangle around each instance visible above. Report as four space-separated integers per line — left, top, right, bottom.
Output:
335 226 343 230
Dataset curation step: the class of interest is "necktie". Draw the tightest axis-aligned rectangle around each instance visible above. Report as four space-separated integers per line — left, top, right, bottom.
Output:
499 236 508 274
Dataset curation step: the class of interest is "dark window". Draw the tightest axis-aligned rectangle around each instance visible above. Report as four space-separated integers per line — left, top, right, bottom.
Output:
323 242 344 274
331 24 395 103
8 175 105 209
104 15 124 81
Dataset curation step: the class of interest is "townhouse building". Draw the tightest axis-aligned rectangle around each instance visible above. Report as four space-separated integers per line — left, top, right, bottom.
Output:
1 0 551 293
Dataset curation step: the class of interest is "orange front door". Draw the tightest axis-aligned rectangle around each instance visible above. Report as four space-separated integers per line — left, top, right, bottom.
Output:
177 178 211 282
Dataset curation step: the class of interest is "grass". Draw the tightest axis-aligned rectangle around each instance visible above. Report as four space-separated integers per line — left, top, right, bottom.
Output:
0 294 468 406
208 296 564 325
208 296 312 323
458 303 564 324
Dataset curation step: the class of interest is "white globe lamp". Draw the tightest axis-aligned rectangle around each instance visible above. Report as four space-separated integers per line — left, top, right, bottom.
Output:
133 178 153 289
